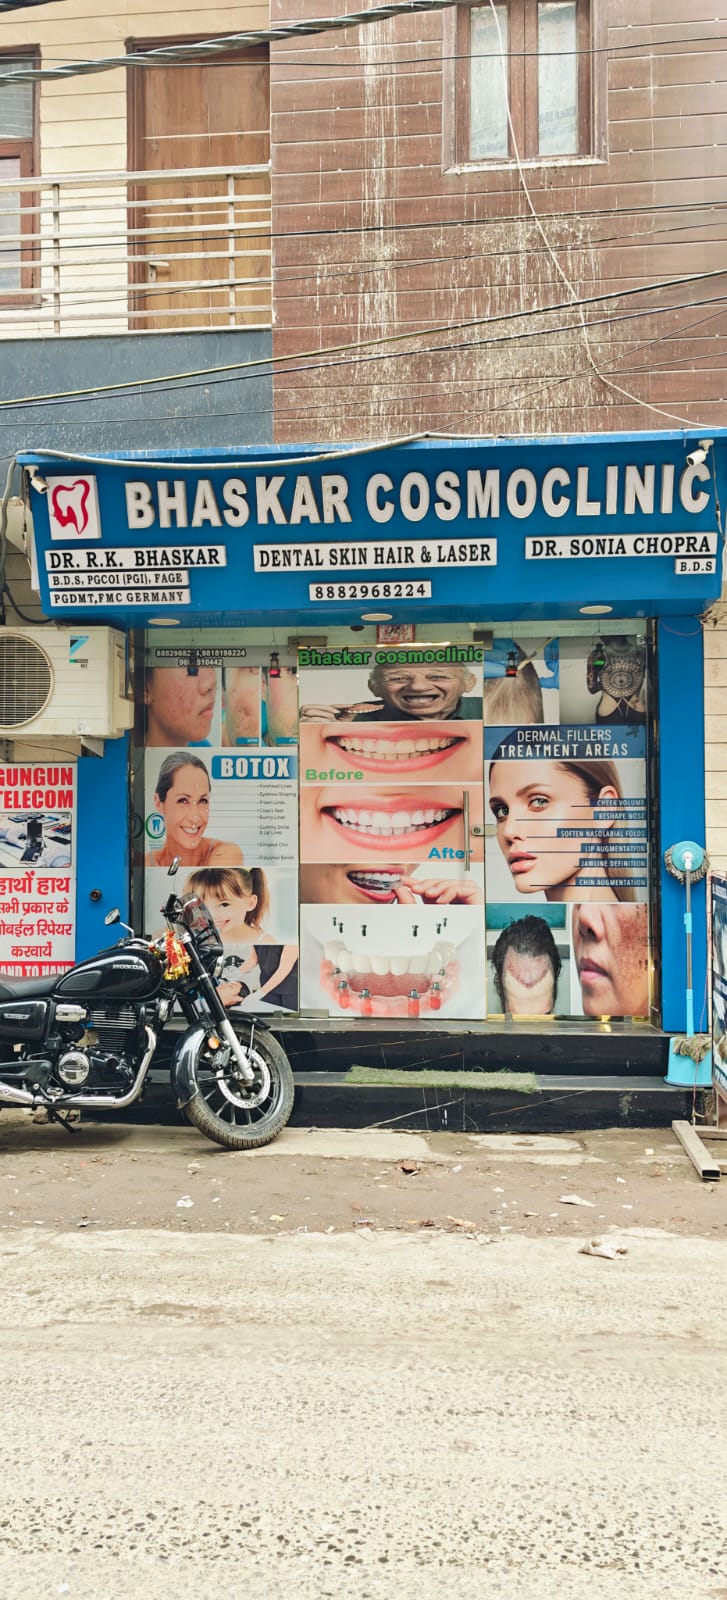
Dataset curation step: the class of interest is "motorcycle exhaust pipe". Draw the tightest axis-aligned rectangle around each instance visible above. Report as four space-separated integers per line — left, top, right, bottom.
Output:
0 1028 157 1113
0 1081 36 1107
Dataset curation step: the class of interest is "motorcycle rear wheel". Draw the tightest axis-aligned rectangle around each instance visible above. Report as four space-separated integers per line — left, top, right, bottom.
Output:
184 1024 294 1150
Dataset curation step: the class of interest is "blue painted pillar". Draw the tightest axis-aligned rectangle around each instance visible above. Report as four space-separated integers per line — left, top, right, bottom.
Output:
657 618 707 1033
75 733 130 959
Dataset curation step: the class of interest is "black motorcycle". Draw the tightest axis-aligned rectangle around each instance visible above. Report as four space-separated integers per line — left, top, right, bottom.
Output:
0 870 295 1150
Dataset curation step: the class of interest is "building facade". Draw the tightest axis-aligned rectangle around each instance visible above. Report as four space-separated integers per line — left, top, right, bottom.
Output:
1 1 726 1076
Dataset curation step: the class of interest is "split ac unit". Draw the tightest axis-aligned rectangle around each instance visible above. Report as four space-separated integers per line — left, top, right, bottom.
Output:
0 627 134 739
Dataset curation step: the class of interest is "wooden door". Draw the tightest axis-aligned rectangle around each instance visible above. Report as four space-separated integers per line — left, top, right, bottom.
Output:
129 45 270 329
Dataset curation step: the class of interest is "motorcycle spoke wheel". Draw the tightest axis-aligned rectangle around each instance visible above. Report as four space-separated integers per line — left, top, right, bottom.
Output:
184 1026 294 1150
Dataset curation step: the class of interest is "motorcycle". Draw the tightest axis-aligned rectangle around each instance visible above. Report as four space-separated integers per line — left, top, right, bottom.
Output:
0 865 295 1150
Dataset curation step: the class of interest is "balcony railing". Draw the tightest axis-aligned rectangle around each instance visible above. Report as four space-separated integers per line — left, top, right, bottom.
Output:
0 164 272 338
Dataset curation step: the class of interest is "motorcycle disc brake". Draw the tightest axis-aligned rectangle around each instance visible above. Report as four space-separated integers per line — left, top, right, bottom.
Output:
214 1049 272 1110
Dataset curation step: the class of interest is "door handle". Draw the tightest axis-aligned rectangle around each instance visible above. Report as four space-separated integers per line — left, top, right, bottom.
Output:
463 789 470 872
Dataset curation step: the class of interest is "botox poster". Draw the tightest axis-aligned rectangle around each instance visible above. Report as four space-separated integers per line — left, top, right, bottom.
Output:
141 650 299 1013
483 632 651 1020
298 645 486 1017
0 763 76 977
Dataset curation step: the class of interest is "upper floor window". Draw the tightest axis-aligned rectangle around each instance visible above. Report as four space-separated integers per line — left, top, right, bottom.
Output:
459 1 592 163
0 54 37 296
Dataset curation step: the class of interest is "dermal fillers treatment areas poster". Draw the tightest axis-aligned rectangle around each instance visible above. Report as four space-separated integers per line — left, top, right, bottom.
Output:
298 644 486 1018
483 633 652 1021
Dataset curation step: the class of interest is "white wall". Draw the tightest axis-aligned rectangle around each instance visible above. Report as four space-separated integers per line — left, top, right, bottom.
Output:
2 2 267 175
0 2 270 336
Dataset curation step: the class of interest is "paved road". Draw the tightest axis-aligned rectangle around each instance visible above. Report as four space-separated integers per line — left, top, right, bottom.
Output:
1 1215 726 1599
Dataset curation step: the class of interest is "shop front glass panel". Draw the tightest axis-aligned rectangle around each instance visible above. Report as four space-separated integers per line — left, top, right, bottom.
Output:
137 641 300 1016
137 623 653 1025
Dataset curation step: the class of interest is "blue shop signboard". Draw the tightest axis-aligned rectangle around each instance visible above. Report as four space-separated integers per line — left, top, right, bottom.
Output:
21 431 725 626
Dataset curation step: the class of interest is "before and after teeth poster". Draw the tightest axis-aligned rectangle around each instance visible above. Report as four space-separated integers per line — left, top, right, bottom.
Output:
138 631 652 1023
298 646 486 1018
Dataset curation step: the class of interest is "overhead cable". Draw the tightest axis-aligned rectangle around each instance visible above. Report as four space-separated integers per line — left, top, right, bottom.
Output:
0 29 726 78
0 263 725 414
4 285 727 437
0 0 68 10
0 0 456 84
0 9 725 84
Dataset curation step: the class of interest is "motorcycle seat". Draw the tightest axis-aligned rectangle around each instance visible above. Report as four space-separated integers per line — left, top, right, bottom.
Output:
0 975 58 1000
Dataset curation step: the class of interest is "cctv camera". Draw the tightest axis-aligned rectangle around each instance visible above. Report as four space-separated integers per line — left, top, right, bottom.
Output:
686 448 707 467
27 468 48 495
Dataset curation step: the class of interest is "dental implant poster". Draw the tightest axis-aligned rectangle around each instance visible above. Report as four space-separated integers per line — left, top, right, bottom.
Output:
483 633 651 1020
141 650 299 1012
0 762 76 977
298 645 486 1018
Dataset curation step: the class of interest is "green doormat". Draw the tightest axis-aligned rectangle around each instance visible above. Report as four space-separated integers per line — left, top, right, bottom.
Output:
344 1066 538 1094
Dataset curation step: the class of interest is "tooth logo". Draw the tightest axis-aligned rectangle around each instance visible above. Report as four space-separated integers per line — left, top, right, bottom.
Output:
51 480 90 534
46 475 101 541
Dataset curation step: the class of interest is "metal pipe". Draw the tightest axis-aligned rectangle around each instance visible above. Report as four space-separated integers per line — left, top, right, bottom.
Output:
463 788 471 872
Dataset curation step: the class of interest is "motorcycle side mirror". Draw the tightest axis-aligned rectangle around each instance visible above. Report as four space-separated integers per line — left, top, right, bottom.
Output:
104 907 121 926
168 857 180 877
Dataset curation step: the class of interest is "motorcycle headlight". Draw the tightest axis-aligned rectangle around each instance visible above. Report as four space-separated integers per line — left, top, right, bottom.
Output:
214 955 225 978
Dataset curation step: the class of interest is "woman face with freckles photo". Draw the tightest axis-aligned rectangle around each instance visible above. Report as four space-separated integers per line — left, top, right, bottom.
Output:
300 785 484 865
572 901 650 1016
300 721 481 785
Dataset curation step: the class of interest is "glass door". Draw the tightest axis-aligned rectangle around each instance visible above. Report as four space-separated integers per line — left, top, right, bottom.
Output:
484 629 651 1020
297 645 487 1019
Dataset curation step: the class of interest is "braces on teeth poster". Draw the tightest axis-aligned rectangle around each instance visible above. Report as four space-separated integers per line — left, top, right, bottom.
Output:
298 645 486 1018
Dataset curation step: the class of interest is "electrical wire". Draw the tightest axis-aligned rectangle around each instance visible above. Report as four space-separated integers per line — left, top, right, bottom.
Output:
0 0 69 10
484 0 709 430
3 299 726 448
1 203 724 291
0 264 726 415
8 291 727 438
0 2 458 85
2 578 51 623
1 28 726 79
1 278 724 444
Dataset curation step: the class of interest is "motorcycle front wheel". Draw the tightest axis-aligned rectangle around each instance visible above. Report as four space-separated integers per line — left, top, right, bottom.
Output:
184 1023 294 1150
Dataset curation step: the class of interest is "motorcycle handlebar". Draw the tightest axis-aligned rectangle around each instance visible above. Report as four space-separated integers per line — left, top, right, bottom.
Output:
162 893 185 922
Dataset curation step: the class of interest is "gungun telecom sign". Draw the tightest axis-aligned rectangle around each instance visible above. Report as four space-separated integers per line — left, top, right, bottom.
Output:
0 764 76 976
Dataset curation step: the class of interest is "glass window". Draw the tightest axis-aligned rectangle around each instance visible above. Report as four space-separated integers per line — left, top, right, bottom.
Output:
470 6 509 160
465 0 590 163
538 2 578 155
0 56 37 297
0 68 34 142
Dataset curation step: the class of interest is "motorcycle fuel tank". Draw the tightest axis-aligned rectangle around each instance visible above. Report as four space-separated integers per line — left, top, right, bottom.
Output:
55 941 162 1001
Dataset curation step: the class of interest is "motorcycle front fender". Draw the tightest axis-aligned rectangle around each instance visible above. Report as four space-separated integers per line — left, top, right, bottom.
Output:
170 1009 270 1105
170 1023 208 1109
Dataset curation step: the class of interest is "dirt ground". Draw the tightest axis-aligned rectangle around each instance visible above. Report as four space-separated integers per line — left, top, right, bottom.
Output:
0 1114 725 1240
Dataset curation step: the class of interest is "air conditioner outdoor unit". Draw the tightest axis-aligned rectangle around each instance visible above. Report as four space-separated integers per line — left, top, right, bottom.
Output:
0 627 134 739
